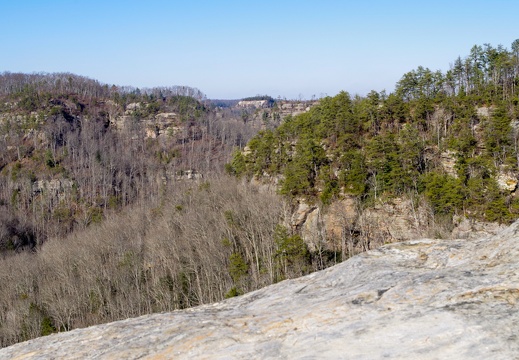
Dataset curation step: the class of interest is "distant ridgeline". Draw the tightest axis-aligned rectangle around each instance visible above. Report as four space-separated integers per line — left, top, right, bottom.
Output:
228 40 519 224
0 72 206 101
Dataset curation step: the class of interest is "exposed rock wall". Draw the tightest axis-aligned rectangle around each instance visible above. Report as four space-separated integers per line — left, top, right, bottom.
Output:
237 100 269 108
290 196 507 254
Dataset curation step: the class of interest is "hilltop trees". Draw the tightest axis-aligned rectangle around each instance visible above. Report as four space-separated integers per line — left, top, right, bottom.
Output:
229 40 519 224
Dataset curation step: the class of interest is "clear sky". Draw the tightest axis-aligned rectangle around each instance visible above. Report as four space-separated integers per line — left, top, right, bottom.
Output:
0 0 517 99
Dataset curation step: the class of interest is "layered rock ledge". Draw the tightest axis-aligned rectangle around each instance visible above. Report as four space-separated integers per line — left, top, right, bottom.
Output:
2 221 519 359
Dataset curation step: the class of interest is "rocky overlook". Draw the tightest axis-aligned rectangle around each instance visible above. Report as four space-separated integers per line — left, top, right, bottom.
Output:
2 220 519 359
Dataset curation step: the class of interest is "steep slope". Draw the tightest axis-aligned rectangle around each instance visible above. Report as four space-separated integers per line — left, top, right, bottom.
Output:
2 221 519 359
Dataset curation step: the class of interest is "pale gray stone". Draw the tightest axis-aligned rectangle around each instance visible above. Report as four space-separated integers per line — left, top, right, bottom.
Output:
2 221 519 359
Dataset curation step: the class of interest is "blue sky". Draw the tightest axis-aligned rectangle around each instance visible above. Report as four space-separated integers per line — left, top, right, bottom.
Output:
1 0 517 99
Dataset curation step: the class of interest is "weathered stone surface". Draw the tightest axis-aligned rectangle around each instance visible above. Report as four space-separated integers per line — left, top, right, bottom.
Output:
290 200 317 230
296 195 506 252
496 171 518 192
32 179 74 196
440 149 458 177
3 222 519 359
476 106 493 118
155 112 177 120
238 100 269 108
451 215 507 239
278 101 316 117
297 197 422 251
175 169 203 181
125 102 142 112
363 197 429 242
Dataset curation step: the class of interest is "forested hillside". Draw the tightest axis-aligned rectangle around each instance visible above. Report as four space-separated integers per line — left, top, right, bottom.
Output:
0 73 315 347
229 41 519 226
2 40 519 348
0 176 318 347
0 72 258 252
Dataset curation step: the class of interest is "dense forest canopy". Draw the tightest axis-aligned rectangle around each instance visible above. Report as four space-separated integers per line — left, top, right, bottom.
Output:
228 40 519 223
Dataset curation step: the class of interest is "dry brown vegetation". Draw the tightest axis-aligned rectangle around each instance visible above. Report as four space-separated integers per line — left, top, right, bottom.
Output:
0 175 317 347
0 72 260 252
0 72 324 348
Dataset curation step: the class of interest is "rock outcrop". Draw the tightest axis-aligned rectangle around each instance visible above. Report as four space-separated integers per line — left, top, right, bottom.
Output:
3 221 519 359
237 100 270 108
31 178 74 198
291 196 506 254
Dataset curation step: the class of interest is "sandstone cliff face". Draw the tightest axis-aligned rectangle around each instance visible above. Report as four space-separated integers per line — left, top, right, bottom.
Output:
290 196 507 256
2 221 519 359
237 100 270 108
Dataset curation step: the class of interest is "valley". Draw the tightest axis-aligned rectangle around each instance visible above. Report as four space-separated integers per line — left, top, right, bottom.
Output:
1 40 519 352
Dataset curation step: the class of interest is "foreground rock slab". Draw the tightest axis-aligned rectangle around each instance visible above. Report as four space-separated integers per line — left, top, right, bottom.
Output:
3 222 519 359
